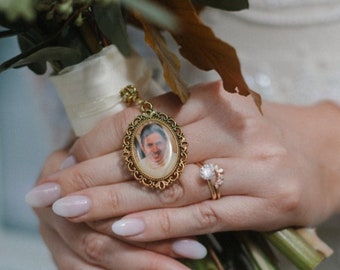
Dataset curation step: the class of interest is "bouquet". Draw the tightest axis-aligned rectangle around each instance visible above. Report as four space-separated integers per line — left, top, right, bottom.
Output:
0 0 333 269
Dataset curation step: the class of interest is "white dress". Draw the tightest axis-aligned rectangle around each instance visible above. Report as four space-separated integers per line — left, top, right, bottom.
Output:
182 0 340 106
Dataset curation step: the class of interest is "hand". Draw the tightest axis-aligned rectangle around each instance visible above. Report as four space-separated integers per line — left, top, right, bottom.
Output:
32 151 200 270
28 80 340 243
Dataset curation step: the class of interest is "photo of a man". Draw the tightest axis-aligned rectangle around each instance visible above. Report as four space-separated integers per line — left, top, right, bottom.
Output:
137 122 178 179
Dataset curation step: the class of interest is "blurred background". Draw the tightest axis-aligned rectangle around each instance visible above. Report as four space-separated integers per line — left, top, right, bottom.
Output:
0 32 70 270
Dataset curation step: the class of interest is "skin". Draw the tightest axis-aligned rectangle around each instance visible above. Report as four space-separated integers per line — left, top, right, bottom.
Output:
35 151 191 269
33 81 340 268
142 132 166 164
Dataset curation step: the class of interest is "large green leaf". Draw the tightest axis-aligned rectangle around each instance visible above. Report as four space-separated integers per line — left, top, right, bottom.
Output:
192 0 249 11
15 30 47 74
92 1 132 56
16 30 56 74
9 47 82 73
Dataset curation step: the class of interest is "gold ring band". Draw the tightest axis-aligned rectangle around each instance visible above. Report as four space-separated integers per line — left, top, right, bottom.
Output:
206 177 218 200
198 163 224 200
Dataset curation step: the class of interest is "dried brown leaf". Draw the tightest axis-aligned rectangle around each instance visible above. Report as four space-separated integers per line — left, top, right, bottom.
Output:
160 0 262 109
141 18 190 103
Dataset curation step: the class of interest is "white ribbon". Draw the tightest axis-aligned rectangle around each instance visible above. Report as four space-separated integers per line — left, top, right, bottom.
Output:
51 45 165 136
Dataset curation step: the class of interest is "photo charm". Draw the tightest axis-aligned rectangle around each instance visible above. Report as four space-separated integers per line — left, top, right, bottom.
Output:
120 85 188 189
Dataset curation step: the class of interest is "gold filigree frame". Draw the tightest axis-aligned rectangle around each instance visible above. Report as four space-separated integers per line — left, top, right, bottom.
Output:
122 110 188 190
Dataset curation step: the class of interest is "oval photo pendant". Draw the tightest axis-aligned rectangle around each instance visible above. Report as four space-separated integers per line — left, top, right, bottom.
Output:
122 110 188 190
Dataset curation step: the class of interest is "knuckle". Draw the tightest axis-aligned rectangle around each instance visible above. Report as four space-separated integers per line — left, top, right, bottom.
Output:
38 150 68 182
65 167 94 191
82 232 109 263
113 108 138 136
72 137 93 161
194 202 219 231
274 181 301 214
246 139 288 172
159 183 184 205
107 189 121 212
259 143 288 162
158 210 172 235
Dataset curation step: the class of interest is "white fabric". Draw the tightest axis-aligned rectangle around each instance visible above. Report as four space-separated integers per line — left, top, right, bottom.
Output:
241 0 340 26
51 46 165 136
181 3 340 106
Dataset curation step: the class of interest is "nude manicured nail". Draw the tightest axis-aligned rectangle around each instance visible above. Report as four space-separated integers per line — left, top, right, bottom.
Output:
111 218 145 236
59 155 76 170
172 239 207 260
52 195 91 217
25 182 61 207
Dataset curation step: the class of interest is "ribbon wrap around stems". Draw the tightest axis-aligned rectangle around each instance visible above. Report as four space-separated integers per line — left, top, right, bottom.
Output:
50 45 165 136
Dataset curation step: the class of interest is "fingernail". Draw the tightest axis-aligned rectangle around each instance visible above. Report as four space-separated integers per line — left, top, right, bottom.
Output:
111 218 145 236
60 155 76 170
52 195 91 217
25 182 61 207
172 239 207 260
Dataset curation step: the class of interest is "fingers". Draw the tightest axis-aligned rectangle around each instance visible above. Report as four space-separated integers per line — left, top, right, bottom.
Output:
38 150 69 182
109 196 293 243
46 158 248 221
40 223 104 270
25 151 131 207
36 207 191 270
84 221 208 260
29 110 259 207
50 151 131 194
51 164 208 221
43 156 281 222
29 143 288 228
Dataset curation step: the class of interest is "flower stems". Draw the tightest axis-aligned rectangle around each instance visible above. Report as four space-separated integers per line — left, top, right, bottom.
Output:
264 228 329 270
181 228 331 270
239 232 280 270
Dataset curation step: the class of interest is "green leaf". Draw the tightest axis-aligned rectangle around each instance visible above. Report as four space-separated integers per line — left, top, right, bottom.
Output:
122 0 178 31
192 0 249 11
16 31 47 74
10 47 82 71
25 61 47 74
92 1 132 56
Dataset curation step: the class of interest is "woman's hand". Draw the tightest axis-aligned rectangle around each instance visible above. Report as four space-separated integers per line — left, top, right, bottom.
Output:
33 150 204 270
27 80 340 243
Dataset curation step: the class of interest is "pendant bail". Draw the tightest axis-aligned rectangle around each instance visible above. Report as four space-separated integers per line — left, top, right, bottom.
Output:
120 85 153 113
120 85 140 105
